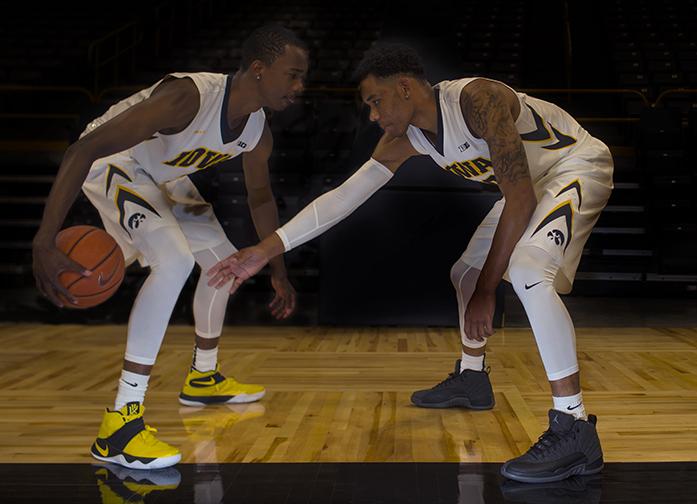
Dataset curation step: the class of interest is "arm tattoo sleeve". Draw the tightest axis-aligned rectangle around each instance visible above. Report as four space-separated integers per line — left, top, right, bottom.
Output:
461 84 531 185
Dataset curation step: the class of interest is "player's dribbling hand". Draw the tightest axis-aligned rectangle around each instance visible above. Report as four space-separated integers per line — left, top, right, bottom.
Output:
32 241 91 308
207 245 270 294
464 289 496 341
269 274 296 320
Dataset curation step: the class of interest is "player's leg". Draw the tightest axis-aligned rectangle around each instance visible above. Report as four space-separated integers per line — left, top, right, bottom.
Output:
501 166 612 483
508 244 582 411
165 177 265 406
191 242 233 371
410 200 503 409
83 156 191 469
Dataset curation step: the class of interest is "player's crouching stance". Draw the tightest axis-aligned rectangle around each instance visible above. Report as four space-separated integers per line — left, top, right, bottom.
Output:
32 25 308 468
208 43 611 483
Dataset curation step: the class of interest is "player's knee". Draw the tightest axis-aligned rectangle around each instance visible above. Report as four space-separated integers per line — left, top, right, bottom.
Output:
157 246 195 280
450 260 465 289
508 246 555 295
193 241 236 271
141 226 195 279
450 260 476 291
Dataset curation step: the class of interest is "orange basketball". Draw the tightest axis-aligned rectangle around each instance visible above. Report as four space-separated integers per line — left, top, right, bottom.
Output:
55 225 125 309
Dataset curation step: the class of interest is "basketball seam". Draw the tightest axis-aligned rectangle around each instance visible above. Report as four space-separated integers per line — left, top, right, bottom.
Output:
72 282 122 299
71 275 123 299
64 227 99 257
65 243 120 290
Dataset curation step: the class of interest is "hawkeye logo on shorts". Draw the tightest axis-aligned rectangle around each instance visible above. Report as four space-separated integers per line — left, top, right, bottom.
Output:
443 157 497 184
163 147 232 170
115 187 161 238
531 200 573 252
128 213 146 230
547 229 565 246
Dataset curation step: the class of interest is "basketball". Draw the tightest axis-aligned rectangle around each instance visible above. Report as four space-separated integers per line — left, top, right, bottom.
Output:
55 225 125 309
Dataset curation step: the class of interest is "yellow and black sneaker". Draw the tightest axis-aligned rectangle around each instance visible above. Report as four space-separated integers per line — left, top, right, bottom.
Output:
94 463 181 504
90 402 181 469
179 365 265 406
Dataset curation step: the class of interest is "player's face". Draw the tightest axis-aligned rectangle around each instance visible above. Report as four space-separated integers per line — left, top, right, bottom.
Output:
360 75 412 137
260 45 308 111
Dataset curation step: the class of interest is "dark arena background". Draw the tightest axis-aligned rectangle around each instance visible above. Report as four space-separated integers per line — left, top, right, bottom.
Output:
1 0 697 502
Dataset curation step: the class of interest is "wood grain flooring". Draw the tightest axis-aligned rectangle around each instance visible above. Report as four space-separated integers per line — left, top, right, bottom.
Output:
0 324 696 463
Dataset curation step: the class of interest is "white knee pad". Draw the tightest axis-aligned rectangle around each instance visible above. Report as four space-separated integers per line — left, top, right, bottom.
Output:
450 260 486 349
192 241 238 339
508 245 579 381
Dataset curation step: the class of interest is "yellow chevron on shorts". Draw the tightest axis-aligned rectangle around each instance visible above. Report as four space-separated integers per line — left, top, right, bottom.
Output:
530 199 574 252
556 178 582 209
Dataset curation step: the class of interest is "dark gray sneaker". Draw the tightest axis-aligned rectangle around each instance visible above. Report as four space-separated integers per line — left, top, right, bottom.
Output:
410 359 495 410
501 410 604 484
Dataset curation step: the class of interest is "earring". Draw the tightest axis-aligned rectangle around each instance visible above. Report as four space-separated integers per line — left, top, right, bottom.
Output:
256 74 261 80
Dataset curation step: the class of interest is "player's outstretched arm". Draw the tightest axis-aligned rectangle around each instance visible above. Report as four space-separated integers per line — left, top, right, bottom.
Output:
32 77 199 307
207 133 418 293
459 79 537 340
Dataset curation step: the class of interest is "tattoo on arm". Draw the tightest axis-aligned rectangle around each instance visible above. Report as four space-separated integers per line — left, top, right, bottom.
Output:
460 83 530 185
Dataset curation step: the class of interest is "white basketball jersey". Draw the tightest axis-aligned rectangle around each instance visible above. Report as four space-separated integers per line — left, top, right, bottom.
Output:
406 78 608 186
82 72 265 184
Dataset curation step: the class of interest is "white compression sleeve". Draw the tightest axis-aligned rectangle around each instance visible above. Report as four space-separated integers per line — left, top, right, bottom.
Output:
275 158 394 251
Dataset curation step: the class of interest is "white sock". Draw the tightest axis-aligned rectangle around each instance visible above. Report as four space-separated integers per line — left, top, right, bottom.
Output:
553 392 587 420
114 370 149 411
460 352 485 372
193 346 218 372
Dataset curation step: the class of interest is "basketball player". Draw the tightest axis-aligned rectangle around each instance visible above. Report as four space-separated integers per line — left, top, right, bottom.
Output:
31 24 308 469
208 43 613 483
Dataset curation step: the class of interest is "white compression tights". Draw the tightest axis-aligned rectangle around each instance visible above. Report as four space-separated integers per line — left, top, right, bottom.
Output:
125 226 195 366
508 245 579 381
124 226 236 366
191 241 237 339
450 260 487 350
450 245 579 382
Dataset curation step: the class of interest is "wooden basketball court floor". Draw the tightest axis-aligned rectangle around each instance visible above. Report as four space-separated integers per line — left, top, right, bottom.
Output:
1 323 696 466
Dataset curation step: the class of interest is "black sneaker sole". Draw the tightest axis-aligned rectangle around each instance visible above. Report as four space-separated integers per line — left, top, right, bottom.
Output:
410 396 495 410
500 458 604 484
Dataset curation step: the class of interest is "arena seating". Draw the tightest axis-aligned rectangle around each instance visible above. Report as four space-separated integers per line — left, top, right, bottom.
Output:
1 0 695 323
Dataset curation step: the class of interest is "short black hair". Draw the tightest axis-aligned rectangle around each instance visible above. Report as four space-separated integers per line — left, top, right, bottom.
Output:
241 24 308 70
352 43 426 83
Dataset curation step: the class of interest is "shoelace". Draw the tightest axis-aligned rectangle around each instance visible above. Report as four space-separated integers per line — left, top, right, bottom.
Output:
120 411 162 447
434 371 462 389
140 425 161 446
527 428 575 460
433 365 490 389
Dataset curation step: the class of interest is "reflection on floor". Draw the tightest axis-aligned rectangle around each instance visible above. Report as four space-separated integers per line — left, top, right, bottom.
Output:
3 325 697 464
2 462 696 503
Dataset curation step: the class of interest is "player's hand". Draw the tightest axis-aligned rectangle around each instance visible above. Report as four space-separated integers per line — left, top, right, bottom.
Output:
207 245 270 294
464 288 496 341
182 203 211 216
269 274 296 320
32 240 91 308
